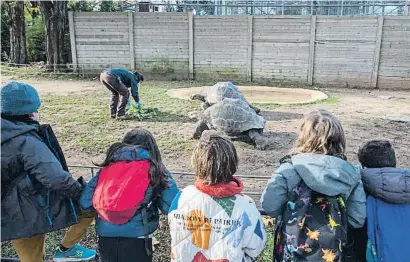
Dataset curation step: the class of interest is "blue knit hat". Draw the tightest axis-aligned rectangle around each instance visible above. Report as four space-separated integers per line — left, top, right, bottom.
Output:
1 81 41 116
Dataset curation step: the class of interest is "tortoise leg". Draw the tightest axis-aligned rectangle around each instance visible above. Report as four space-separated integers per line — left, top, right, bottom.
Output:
248 129 268 150
193 119 209 139
201 102 211 111
190 94 206 102
249 104 261 114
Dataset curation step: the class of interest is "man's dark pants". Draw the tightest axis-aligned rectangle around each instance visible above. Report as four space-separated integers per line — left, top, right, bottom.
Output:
100 71 130 117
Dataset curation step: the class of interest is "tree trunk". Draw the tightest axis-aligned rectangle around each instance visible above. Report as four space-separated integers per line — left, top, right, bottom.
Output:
8 1 28 64
39 1 68 72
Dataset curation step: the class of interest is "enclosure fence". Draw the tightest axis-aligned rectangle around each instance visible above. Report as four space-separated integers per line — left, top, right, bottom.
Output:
69 12 410 89
68 165 269 215
140 0 410 16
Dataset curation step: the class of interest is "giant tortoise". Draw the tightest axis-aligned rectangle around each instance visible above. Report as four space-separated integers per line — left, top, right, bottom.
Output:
193 98 267 150
190 82 260 114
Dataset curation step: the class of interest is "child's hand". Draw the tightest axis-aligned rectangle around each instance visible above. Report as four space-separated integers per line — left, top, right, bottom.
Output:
77 176 87 188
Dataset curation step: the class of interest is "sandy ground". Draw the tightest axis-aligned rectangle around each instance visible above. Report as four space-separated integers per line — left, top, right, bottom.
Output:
1 75 99 95
167 85 328 104
2 76 409 201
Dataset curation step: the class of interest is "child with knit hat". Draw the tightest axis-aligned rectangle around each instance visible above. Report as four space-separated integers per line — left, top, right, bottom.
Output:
1 81 96 262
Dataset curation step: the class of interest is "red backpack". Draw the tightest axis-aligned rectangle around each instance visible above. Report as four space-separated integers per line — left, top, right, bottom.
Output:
92 161 151 225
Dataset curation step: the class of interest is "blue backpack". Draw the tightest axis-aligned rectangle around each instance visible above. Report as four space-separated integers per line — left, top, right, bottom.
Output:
366 196 410 262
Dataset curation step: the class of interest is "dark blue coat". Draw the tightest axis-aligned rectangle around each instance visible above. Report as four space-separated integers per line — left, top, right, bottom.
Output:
363 168 410 262
79 146 179 238
105 68 140 103
1 118 82 241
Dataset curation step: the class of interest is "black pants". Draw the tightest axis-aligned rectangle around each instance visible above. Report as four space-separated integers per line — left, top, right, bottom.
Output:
98 237 152 262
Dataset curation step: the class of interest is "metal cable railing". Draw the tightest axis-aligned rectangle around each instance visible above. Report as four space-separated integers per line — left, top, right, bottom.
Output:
68 165 270 215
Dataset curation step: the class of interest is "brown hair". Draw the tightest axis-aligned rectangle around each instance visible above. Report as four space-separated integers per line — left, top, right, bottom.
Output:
122 128 169 195
191 134 238 185
293 109 346 157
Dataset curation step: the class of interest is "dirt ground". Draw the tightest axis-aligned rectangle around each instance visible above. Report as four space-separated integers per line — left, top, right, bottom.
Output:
2 75 410 200
2 75 409 261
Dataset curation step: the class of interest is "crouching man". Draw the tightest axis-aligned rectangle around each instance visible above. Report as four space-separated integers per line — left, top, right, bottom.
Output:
100 68 144 120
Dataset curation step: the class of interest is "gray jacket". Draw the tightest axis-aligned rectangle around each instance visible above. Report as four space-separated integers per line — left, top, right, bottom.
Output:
261 153 366 228
362 167 410 204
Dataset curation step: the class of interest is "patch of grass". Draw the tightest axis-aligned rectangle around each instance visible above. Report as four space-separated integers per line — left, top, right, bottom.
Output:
256 225 275 262
1 65 78 80
1 227 97 260
256 92 339 111
1 216 275 262
37 81 202 156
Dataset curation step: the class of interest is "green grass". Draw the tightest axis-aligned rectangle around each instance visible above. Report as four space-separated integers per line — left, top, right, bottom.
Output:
254 93 339 111
256 226 275 262
36 80 207 156
1 65 79 80
1 216 275 262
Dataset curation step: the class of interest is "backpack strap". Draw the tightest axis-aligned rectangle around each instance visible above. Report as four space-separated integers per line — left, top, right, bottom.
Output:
138 194 160 257
30 125 79 224
140 207 152 257
30 124 69 172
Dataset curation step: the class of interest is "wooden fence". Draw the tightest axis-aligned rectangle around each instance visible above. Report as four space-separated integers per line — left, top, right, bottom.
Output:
69 12 410 89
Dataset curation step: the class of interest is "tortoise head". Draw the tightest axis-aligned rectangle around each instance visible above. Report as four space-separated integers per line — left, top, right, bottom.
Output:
190 93 206 102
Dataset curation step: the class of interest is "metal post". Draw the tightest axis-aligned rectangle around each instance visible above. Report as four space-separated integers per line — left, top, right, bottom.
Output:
281 0 284 15
68 11 78 73
340 0 344 15
311 0 314 15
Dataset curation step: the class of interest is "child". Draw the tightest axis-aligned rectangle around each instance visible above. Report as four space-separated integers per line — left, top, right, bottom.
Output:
358 140 410 262
168 133 266 262
261 109 366 262
80 129 179 262
1 81 96 262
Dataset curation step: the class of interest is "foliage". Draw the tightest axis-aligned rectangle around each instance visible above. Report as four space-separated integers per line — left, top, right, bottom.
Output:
24 2 41 20
126 102 160 121
26 16 46 62
68 0 97 12
99 0 124 12
67 0 127 12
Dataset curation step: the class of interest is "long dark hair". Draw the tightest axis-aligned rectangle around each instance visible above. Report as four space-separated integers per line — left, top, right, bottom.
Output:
122 129 169 195
94 142 131 168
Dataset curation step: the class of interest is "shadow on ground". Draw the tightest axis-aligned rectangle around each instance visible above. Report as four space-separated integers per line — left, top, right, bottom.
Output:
230 131 297 151
130 110 193 123
264 131 298 150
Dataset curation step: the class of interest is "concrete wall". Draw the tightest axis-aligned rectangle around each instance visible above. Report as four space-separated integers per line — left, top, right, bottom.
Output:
134 13 189 80
70 12 410 89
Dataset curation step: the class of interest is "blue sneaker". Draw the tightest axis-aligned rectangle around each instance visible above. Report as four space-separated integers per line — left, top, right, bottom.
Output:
53 244 96 261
